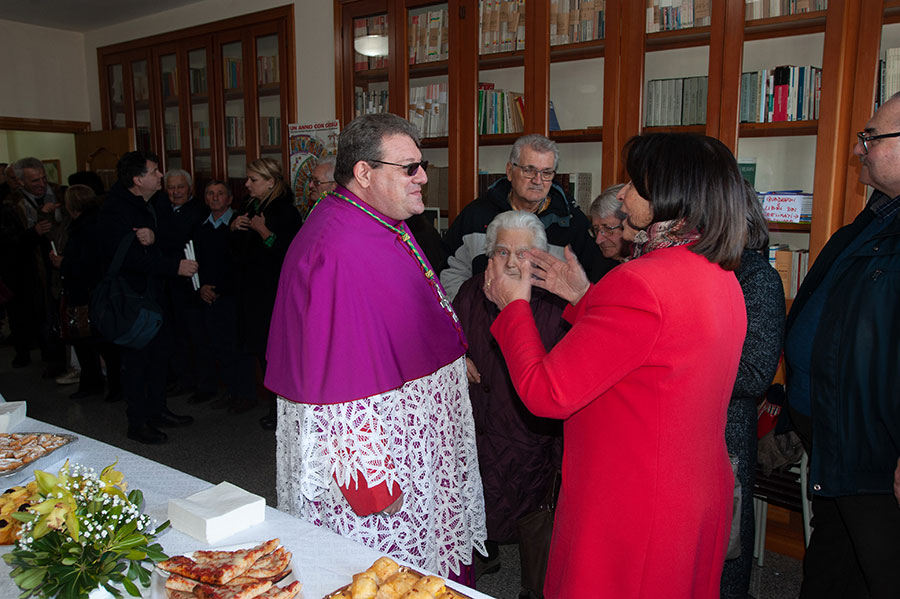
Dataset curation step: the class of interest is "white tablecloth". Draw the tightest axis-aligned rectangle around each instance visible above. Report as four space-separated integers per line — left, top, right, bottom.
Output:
0 418 494 599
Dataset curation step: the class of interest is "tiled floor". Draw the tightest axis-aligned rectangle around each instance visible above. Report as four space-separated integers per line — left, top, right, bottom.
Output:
0 344 803 598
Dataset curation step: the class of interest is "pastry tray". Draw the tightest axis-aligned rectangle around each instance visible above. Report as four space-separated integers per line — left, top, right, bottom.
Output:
0 433 77 480
323 567 474 599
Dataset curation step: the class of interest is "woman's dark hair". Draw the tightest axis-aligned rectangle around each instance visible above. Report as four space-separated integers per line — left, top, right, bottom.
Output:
68 170 106 196
623 133 746 270
742 179 769 252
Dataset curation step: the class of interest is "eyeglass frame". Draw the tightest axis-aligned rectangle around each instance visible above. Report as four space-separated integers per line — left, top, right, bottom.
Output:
857 130 900 154
309 178 335 187
589 223 624 238
511 162 557 181
367 159 429 176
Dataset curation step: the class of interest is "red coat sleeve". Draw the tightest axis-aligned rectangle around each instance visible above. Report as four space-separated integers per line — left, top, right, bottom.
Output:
490 268 662 419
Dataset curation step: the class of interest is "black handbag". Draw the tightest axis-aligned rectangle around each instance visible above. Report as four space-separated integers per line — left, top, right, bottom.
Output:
89 234 163 349
517 469 561 599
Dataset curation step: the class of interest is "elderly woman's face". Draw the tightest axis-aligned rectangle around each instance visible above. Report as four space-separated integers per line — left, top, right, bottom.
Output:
617 181 652 239
492 228 535 280
591 214 626 259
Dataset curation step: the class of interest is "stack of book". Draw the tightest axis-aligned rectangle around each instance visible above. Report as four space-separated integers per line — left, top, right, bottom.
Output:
258 116 282 146
161 71 178 99
875 47 900 109
223 57 242 89
739 65 822 123
769 244 809 299
224 116 246 148
643 76 708 126
477 83 525 135
408 7 449 64
190 67 207 95
479 0 526 55
550 0 607 46
409 83 449 138
257 55 279 84
192 121 210 149
355 90 389 117
164 124 179 150
745 0 827 20
645 0 712 33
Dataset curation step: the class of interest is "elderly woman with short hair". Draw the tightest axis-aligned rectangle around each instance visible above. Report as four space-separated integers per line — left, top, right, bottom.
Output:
589 183 630 262
452 210 566 587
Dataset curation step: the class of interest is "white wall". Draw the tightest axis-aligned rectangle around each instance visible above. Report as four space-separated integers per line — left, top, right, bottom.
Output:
0 20 89 121
83 0 335 129
0 1 334 130
1 131 78 183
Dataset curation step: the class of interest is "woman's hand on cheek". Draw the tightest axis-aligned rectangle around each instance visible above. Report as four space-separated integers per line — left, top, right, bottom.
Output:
483 256 531 310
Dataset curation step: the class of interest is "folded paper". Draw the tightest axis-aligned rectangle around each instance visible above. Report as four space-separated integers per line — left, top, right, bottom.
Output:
168 481 265 544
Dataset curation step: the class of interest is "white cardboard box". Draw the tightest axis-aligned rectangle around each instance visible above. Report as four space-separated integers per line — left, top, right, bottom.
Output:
0 402 27 433
168 481 265 544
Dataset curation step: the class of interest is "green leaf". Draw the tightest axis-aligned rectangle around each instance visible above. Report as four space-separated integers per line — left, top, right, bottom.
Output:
121 576 139 597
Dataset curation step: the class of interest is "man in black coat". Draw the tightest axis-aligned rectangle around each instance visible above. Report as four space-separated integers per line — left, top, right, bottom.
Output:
97 151 198 445
153 169 209 395
784 94 900 598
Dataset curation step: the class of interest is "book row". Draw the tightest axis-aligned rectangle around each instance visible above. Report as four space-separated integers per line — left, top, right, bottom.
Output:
353 15 388 71
745 0 828 21
355 90 389 117
740 65 821 123
478 84 525 135
643 76 708 127
769 245 809 300
408 8 449 65
409 83 449 139
645 0 711 33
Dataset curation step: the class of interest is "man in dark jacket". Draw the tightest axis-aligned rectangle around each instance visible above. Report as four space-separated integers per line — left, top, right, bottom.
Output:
97 151 198 445
440 134 613 300
784 94 900 598
0 157 66 374
153 169 209 395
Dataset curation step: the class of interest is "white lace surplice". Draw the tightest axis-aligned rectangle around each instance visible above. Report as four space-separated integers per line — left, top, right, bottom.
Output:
275 356 487 577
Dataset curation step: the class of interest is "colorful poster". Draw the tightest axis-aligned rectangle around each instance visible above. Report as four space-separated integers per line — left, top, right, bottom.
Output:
288 120 340 216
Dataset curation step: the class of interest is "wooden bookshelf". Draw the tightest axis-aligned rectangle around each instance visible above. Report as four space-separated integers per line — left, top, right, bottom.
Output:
98 5 295 190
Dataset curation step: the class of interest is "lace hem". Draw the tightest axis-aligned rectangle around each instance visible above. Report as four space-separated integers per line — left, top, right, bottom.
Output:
275 356 487 577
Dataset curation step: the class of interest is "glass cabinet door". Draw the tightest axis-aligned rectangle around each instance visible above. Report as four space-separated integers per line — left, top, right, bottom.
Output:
353 11 389 117
160 53 181 170
132 59 152 152
188 46 212 193
256 33 282 163
221 39 246 191
108 64 127 129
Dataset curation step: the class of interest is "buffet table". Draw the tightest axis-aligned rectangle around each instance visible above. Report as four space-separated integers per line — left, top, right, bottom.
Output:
0 417 494 599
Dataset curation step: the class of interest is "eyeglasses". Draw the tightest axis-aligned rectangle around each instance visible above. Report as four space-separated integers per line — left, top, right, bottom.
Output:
857 130 900 154
589 224 624 238
512 163 556 181
368 159 429 176
310 179 334 187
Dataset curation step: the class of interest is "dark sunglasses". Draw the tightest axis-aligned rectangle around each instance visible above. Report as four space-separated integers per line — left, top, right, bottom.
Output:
368 159 429 176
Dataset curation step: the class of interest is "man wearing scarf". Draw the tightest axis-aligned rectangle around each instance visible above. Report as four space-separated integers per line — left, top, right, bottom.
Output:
266 113 486 585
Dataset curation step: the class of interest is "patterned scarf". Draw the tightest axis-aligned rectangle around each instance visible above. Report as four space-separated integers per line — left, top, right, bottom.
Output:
630 218 702 260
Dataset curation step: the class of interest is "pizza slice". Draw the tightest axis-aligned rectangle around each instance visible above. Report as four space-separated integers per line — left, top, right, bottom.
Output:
254 581 301 599
245 547 292 578
165 573 200 593
160 539 280 585
192 580 272 599
165 590 194 599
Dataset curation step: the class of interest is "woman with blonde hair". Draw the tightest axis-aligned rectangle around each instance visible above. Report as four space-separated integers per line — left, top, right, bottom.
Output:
230 158 302 422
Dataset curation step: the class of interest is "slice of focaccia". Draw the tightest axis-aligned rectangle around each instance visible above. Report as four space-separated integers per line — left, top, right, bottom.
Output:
160 539 280 585
192 580 272 599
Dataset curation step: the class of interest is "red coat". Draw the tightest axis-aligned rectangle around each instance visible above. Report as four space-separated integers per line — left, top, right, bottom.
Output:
491 246 746 599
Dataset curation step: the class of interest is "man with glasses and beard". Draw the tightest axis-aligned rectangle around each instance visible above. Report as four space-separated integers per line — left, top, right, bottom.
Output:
440 134 609 300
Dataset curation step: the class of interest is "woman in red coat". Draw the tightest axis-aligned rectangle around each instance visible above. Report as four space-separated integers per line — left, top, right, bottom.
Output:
483 133 749 598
